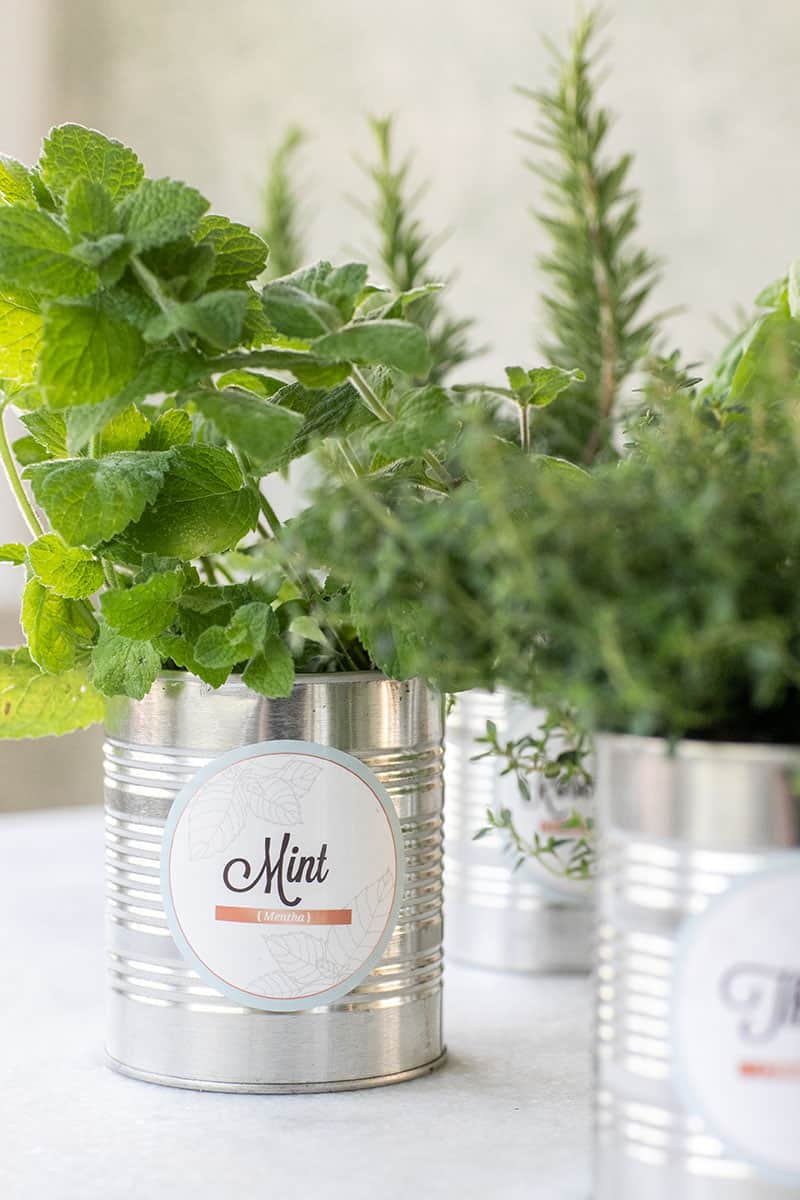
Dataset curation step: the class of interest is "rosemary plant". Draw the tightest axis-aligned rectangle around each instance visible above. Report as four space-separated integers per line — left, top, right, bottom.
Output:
521 8 662 462
260 126 307 279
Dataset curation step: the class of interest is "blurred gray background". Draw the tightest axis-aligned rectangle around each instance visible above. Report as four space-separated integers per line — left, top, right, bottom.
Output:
1 0 798 809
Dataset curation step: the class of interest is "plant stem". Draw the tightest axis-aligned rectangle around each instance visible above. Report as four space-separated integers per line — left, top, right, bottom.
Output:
200 557 219 585
349 365 453 488
131 255 192 352
338 439 361 478
518 403 531 453
0 403 44 538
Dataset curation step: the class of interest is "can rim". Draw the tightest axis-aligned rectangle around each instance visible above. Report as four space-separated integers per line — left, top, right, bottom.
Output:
597 730 800 763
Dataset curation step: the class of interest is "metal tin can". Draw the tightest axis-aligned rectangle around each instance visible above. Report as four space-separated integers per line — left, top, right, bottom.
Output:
595 733 800 1198
103 670 445 1093
444 689 593 973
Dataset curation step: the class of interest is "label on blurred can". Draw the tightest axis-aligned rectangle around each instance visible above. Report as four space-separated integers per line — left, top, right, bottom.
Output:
672 861 800 1181
161 740 405 1011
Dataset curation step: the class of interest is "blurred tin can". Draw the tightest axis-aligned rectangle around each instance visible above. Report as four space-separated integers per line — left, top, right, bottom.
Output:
444 688 593 973
103 671 445 1092
595 733 800 1198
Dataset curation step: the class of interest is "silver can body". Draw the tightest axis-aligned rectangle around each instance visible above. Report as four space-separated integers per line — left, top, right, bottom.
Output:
103 671 445 1093
444 689 593 973
595 733 800 1198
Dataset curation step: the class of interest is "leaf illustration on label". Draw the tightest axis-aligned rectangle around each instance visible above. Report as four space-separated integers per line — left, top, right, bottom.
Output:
247 967 294 998
265 931 340 994
325 869 395 977
187 782 247 860
239 758 322 825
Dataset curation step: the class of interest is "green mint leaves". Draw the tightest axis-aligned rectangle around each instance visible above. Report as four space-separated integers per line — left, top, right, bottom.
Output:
39 124 144 201
0 648 104 739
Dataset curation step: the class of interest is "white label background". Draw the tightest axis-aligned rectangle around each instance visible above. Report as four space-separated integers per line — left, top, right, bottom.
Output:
161 741 404 1012
672 861 800 1181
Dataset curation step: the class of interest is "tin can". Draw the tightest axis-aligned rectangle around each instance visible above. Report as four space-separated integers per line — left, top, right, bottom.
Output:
103 670 445 1092
595 733 800 1198
444 689 593 973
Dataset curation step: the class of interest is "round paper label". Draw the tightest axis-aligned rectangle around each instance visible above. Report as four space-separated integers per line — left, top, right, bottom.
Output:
673 861 800 1181
161 740 405 1012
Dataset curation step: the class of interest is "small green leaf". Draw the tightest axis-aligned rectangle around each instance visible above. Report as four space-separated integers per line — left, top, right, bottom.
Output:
97 404 150 454
39 124 144 201
25 450 173 547
12 435 48 465
311 319 430 375
0 289 42 382
119 177 210 251
28 534 104 599
289 615 329 646
260 281 340 338
142 409 193 450
243 637 295 698
71 233 131 287
21 577 95 673
154 633 230 689
117 444 259 558
101 569 184 639
0 156 37 207
145 289 249 349
0 543 26 564
0 208 97 297
504 365 584 408
20 408 67 457
215 370 285 397
64 178 118 240
196 215 268 289
91 619 161 699
186 385 303 471
194 601 276 668
38 298 143 409
0 647 104 739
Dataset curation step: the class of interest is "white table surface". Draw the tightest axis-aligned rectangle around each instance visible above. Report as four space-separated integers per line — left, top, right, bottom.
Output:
0 806 591 1200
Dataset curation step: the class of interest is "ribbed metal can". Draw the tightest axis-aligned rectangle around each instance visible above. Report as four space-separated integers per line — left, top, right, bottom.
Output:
595 733 800 1198
444 688 593 973
103 670 445 1093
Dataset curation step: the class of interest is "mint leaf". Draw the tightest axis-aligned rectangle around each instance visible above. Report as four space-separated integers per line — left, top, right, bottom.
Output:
0 156 37 206
28 534 104 599
0 289 42 382
91 619 161 699
242 637 295 698
154 633 230 689
196 215 268 289
186 385 302 471
38 298 143 408
215 347 351 388
194 601 276 668
281 261 368 322
214 370 286 397
25 450 173 547
20 408 67 457
21 577 95 673
311 319 430 375
64 178 117 240
12 435 48 465
0 543 26 564
260 281 340 338
141 409 193 450
119 177 209 251
101 569 184 639
363 386 458 459
0 208 97 297
145 289 249 349
97 404 150 453
504 365 584 407
117 444 259 558
0 647 104 739
39 125 144 201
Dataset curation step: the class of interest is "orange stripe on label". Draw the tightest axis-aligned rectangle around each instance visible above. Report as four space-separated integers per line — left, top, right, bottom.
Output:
215 905 352 926
739 1061 800 1079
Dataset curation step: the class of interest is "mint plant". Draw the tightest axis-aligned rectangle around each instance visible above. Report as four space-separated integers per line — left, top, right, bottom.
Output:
0 123 457 739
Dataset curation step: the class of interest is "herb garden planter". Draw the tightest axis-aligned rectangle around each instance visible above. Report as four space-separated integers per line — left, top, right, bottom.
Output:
595 734 800 1198
103 670 445 1092
444 689 592 973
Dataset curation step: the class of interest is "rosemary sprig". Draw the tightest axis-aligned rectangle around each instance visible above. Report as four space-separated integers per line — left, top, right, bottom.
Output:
521 8 662 463
261 126 307 279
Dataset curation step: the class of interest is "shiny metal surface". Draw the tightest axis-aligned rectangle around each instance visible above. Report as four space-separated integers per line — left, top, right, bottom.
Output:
104 670 445 1092
444 689 593 973
595 733 800 1198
